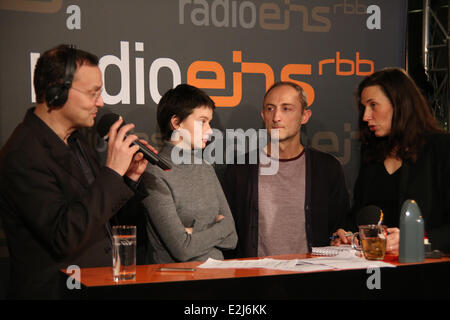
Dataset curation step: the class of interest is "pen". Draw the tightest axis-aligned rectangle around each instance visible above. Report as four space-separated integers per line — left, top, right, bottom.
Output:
157 267 196 272
329 232 353 240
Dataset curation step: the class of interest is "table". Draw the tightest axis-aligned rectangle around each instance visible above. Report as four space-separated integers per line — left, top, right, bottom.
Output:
62 253 450 300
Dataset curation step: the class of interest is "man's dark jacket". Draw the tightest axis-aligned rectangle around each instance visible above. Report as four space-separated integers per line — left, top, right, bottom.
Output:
0 108 144 299
222 147 350 258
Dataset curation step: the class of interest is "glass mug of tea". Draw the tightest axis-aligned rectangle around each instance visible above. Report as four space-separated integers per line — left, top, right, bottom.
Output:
351 225 387 260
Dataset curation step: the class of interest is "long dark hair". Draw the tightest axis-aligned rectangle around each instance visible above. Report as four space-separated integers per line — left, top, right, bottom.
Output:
357 68 444 163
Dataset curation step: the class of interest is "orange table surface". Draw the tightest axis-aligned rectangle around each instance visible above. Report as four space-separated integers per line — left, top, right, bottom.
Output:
63 253 450 287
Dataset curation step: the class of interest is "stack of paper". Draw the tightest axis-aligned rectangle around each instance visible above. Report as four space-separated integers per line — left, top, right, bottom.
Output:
198 246 396 272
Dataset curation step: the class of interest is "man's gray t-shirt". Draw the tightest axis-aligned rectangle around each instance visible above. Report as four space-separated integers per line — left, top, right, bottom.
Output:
258 150 308 257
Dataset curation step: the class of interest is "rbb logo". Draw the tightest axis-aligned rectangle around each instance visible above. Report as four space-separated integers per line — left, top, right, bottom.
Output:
319 52 374 76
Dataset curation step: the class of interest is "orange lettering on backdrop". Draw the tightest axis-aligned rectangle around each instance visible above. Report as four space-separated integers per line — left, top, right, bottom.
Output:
187 53 242 107
336 51 354 76
187 61 226 89
356 52 374 76
280 64 315 107
241 62 275 92
319 51 374 76
318 57 335 75
210 72 242 107
188 50 371 108
209 51 242 107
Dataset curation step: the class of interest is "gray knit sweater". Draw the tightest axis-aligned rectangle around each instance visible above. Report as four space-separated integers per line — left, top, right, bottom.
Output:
141 143 237 263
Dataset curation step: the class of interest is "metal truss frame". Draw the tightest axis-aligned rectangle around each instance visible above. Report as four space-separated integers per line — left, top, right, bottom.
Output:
422 0 449 130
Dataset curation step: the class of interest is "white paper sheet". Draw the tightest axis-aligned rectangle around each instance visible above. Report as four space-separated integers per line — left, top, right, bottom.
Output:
197 246 396 272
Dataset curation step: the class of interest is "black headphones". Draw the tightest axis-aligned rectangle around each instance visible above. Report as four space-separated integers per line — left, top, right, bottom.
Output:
45 45 77 108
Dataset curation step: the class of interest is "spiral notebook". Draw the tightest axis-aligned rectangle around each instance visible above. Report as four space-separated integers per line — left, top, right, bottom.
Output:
311 245 354 256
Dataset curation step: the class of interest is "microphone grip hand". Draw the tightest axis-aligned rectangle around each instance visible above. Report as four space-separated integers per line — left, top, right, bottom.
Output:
132 139 171 170
125 139 158 182
105 118 140 177
97 112 171 171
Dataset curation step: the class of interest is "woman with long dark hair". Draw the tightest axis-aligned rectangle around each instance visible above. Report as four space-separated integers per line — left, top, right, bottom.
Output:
348 67 450 253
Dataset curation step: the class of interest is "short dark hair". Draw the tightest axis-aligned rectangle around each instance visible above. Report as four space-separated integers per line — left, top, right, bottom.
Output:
157 84 215 141
34 44 99 106
263 81 308 111
357 67 444 163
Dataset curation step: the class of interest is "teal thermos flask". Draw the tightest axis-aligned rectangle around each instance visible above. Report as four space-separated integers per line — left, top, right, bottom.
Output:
399 199 424 263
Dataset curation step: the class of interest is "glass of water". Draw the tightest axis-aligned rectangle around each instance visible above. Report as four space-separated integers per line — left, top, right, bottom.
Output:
112 225 136 282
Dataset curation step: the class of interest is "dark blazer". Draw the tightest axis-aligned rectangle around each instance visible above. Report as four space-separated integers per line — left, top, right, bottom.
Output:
350 133 450 253
0 108 138 299
222 147 350 258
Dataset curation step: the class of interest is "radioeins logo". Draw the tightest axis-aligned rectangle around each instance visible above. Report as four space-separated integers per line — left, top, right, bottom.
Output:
30 41 374 108
29 1 378 107
179 0 374 32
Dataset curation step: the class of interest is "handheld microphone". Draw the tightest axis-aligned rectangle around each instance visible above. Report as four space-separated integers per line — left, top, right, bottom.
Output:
97 113 172 171
356 205 383 226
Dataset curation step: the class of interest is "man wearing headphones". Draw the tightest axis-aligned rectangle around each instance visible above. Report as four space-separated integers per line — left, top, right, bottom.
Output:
0 44 149 299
